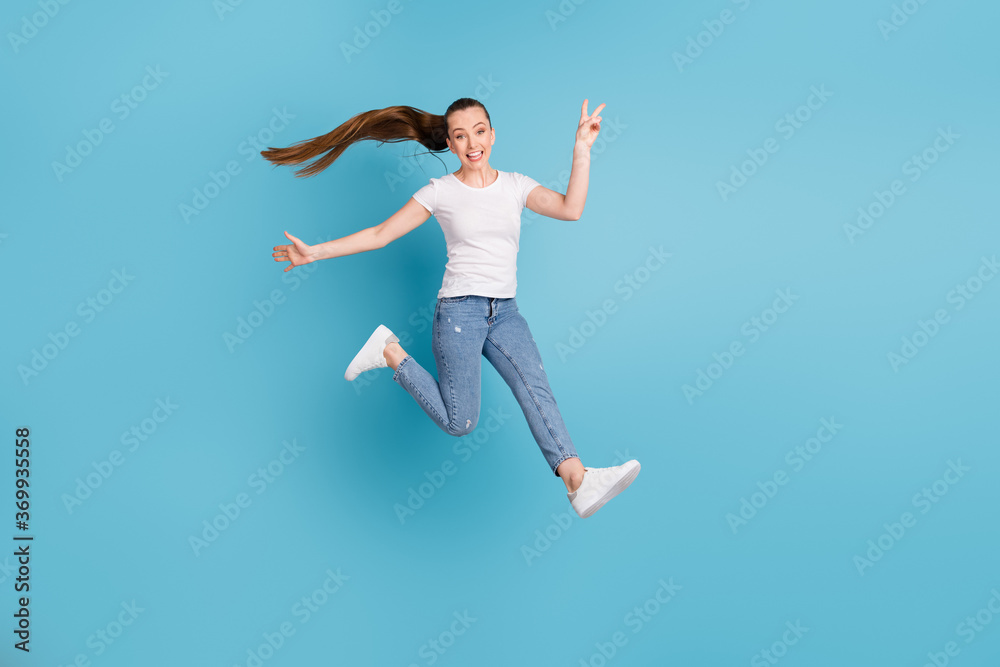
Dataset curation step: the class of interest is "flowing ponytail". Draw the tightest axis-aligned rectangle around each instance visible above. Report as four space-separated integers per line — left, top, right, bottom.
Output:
260 98 491 178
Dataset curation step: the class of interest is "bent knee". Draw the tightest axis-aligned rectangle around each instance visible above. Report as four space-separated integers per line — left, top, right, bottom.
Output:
446 417 478 437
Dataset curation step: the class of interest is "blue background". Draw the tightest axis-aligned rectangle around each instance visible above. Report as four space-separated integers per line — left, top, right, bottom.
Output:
2 0 998 665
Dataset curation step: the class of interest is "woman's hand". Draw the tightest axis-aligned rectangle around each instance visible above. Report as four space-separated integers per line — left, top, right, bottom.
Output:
272 231 317 272
575 99 605 149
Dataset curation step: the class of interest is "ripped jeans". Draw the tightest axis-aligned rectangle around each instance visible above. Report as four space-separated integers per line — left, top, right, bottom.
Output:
392 295 580 476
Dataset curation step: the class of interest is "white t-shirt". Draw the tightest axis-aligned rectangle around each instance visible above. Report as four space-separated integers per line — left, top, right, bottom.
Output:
411 169 541 299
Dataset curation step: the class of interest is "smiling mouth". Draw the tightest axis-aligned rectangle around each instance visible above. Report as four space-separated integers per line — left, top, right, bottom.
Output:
467 151 483 160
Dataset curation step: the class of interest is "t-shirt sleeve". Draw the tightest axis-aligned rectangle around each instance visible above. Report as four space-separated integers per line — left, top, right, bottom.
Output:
411 179 436 214
513 172 541 208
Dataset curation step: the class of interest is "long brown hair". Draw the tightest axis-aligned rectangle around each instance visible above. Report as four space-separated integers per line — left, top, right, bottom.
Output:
260 98 491 178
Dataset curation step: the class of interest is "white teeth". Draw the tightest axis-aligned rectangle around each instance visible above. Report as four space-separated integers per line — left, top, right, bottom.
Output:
467 151 482 158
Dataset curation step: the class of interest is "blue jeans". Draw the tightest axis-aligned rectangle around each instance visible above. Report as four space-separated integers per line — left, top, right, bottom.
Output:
392 295 579 476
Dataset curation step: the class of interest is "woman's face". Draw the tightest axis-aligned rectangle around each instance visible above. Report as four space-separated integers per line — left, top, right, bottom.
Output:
446 107 495 169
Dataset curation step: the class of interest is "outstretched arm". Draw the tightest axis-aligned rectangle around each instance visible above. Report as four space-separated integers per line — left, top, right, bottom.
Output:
271 197 431 272
525 99 605 221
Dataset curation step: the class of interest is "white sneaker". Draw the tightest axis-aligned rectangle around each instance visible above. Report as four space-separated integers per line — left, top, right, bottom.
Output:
568 460 641 518
344 324 399 381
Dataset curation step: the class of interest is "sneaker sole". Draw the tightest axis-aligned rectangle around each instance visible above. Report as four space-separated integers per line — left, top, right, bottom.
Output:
579 461 641 518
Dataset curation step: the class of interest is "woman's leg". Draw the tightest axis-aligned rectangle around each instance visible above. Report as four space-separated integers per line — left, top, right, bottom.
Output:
480 298 584 491
389 296 489 437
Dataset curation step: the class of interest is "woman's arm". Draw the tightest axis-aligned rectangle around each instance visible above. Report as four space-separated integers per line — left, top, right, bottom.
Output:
525 146 590 221
312 197 432 260
525 99 605 221
271 197 431 271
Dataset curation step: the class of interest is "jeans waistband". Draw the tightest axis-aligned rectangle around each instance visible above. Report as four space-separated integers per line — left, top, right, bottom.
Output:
438 294 518 319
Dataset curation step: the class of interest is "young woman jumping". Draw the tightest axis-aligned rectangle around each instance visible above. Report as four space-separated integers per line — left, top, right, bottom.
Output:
262 97 639 518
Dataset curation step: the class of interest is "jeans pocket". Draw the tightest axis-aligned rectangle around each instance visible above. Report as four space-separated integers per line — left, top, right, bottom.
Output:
439 295 470 304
